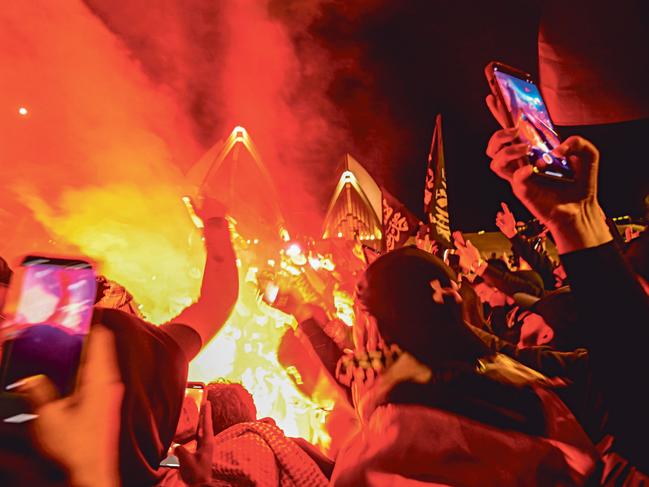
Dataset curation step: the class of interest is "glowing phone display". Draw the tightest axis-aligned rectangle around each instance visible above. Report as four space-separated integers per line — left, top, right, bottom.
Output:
490 63 574 181
0 256 96 396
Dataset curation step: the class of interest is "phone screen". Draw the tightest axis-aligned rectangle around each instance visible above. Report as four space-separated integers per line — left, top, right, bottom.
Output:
160 382 205 468
185 383 205 414
0 256 96 397
493 67 574 181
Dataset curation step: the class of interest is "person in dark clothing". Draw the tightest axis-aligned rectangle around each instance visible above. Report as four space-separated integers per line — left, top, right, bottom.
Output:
455 232 545 298
0 198 239 486
330 246 597 486
486 99 649 482
103 203 238 486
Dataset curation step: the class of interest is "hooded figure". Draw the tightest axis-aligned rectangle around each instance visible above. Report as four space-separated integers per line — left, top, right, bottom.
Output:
332 247 598 487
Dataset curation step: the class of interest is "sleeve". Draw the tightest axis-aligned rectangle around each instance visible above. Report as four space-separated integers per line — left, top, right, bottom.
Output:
560 242 649 470
509 234 557 290
481 263 544 297
298 318 345 379
159 323 202 361
469 324 588 379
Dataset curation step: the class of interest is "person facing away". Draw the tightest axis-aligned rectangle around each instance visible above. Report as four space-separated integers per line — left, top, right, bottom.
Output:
175 381 329 487
331 246 598 487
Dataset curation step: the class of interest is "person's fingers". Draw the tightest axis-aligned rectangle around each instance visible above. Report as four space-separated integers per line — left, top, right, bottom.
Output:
452 231 465 247
486 128 519 158
197 402 214 461
78 325 121 403
551 135 599 177
466 240 479 255
510 164 536 200
500 202 511 215
201 401 214 439
486 94 509 128
552 135 598 159
16 374 60 409
489 143 529 181
174 444 195 470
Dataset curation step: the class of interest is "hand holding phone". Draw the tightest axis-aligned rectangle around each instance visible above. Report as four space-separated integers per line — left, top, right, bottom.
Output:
161 382 206 467
485 62 574 182
0 256 97 400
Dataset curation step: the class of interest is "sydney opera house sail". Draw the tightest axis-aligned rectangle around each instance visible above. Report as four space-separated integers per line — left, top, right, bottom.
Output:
322 154 382 251
187 126 285 238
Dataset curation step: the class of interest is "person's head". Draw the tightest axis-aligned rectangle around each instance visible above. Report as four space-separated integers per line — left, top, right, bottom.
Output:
94 276 143 318
0 256 13 311
512 270 544 293
515 288 580 350
206 381 257 436
472 258 514 308
356 246 488 370
516 311 554 348
473 281 509 307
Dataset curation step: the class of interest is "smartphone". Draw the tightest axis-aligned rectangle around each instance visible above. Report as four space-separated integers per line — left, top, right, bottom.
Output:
485 62 574 182
0 256 96 399
160 382 206 468
185 381 205 413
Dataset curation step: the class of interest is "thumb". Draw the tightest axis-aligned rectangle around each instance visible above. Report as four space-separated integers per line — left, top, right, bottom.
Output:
486 94 509 128
452 231 465 247
15 374 60 409
466 240 479 253
174 444 195 469
551 135 599 178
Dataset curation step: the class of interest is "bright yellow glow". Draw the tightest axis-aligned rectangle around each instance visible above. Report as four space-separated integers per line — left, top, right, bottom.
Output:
189 225 333 451
181 196 205 229
18 106 28 116
233 125 248 138
279 227 291 242
308 255 322 270
341 170 355 184
286 243 302 257
333 288 355 327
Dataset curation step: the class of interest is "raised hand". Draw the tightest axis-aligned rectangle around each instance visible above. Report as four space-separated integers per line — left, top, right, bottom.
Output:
453 231 483 275
485 105 611 254
495 202 518 239
176 401 215 486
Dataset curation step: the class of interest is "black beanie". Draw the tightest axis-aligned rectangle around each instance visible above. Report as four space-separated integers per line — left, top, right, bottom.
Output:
358 246 488 369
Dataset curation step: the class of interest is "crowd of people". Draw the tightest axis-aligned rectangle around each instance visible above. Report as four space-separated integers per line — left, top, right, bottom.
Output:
0 91 648 487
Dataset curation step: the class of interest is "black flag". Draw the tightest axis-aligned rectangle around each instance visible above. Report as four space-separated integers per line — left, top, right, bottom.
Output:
423 114 452 248
381 187 421 252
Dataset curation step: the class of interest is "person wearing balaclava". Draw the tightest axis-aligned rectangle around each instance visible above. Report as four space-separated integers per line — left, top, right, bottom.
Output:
331 247 598 487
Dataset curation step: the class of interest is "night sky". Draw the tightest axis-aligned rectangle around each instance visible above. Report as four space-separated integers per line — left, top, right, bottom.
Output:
307 1 649 231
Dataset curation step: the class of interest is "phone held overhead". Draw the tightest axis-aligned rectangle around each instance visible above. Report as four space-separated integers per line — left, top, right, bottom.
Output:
485 61 575 182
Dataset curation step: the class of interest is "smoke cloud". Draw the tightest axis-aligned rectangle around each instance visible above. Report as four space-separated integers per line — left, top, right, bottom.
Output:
0 0 204 322
1 0 381 320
